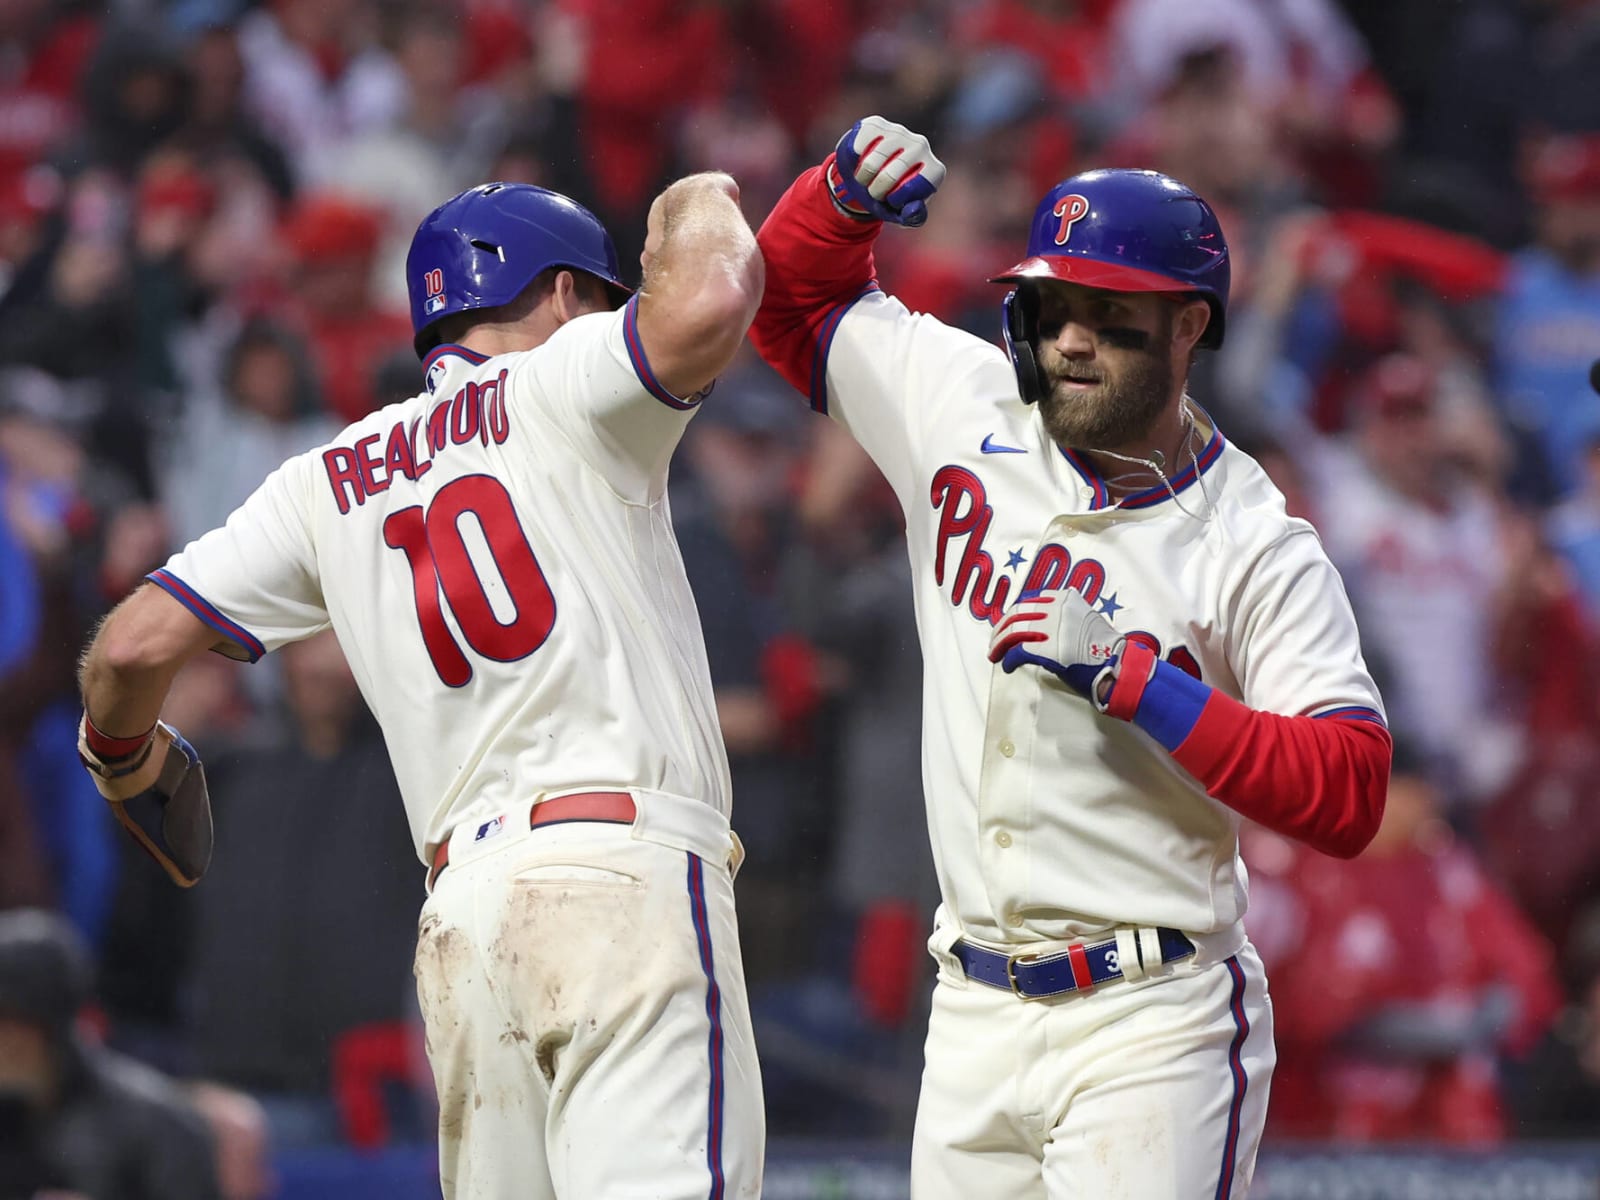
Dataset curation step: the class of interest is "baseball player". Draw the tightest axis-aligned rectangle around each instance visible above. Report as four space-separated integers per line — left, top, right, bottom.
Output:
74 174 766 1199
749 116 1393 1198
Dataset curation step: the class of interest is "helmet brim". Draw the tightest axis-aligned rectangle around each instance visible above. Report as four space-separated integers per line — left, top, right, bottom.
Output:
988 255 1204 295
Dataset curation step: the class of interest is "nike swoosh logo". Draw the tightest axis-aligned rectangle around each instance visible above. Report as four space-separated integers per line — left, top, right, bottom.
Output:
981 434 1027 454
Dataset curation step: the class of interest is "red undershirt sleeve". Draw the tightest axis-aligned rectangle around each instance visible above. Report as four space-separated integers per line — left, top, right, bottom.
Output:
749 158 882 411
1105 656 1392 859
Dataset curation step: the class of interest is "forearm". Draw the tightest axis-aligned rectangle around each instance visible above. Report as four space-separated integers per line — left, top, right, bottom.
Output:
1104 646 1391 858
636 172 763 395
79 642 184 739
750 159 882 400
78 585 219 740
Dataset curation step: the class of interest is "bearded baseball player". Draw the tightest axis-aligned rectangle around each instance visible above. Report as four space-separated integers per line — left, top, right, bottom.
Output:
750 117 1393 1198
75 175 766 1199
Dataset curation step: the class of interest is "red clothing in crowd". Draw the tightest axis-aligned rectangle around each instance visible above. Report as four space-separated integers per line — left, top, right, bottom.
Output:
299 310 414 423
954 0 1115 102
561 0 728 217
1246 827 1562 1144
0 14 98 193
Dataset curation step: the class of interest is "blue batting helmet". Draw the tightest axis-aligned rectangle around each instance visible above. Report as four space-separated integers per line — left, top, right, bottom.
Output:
991 170 1229 394
406 182 632 358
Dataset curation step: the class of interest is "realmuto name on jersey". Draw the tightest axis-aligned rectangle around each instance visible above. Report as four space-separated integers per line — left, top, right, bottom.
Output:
322 369 512 515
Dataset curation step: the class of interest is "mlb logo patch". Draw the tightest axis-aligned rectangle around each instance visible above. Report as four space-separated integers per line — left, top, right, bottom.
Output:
474 815 505 843
423 267 446 314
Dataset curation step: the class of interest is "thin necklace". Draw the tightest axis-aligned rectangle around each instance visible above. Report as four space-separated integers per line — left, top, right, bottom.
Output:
1094 402 1210 520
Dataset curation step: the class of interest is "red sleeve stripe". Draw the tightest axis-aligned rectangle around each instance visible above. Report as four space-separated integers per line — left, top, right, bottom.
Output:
809 284 880 414
622 295 699 411
147 569 267 662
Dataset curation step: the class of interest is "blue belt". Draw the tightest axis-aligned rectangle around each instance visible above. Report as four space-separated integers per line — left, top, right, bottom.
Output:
954 927 1196 999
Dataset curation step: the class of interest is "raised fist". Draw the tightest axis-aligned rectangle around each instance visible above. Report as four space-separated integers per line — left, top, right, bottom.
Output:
827 116 946 228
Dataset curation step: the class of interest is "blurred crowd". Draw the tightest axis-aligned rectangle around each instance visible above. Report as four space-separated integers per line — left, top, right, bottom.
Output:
4 0 1600 1191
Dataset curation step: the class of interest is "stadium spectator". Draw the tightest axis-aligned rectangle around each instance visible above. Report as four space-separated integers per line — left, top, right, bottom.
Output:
1547 418 1600 622
234 0 405 186
325 3 520 311
1305 354 1521 803
1513 903 1600 1139
184 631 419 1148
669 354 827 984
275 193 411 423
159 317 334 550
0 908 222 1199
1493 133 1600 503
1247 754 1563 1144
0 0 97 198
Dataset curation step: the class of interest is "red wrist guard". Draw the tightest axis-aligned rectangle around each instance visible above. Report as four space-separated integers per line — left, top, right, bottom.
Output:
83 712 156 762
1105 640 1159 721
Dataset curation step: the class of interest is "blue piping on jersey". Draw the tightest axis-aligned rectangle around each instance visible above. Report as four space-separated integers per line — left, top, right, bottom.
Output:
1056 414 1226 511
811 284 881 415
146 569 267 662
422 343 490 374
624 295 700 411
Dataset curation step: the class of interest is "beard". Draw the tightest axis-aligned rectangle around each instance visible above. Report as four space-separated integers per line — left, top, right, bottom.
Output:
1035 333 1174 452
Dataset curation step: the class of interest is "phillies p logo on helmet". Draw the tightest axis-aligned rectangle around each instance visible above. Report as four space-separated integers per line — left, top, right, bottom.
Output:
1052 195 1090 246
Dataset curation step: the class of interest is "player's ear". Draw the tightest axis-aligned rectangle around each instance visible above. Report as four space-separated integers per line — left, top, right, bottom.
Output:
551 270 583 326
1172 298 1211 356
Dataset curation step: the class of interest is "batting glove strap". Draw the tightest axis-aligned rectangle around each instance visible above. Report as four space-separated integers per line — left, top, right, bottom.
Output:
988 587 1121 701
80 713 156 761
1100 640 1159 720
78 712 157 779
825 159 877 223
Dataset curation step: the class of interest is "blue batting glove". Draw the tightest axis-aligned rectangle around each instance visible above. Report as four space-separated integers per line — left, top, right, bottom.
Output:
828 116 946 228
989 587 1123 702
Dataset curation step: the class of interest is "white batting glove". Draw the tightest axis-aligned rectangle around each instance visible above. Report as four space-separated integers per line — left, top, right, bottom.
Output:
827 116 946 227
988 587 1125 704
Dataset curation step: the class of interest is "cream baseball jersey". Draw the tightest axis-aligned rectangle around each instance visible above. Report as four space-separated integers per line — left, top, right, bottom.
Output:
150 299 731 861
799 291 1384 944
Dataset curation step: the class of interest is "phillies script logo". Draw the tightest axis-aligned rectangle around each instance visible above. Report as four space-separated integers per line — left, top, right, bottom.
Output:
1052 194 1091 245
932 466 1105 623
930 465 1203 677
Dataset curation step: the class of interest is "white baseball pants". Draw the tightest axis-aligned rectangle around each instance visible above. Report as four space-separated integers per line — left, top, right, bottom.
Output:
912 934 1275 1199
413 791 763 1199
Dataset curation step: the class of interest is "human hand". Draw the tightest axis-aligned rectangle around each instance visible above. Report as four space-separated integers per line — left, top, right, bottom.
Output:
988 587 1123 702
827 115 945 227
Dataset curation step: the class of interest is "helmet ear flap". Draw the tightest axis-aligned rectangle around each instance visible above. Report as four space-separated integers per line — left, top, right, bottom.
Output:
1002 286 1047 406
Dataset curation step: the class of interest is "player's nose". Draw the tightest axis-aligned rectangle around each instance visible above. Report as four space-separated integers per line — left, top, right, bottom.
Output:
1052 318 1096 357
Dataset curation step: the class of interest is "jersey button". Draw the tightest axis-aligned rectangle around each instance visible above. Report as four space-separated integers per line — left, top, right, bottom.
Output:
999 738 1015 757
1006 911 1024 928
994 830 1012 848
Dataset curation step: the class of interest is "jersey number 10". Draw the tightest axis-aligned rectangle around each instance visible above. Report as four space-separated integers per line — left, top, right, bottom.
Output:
382 474 556 687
